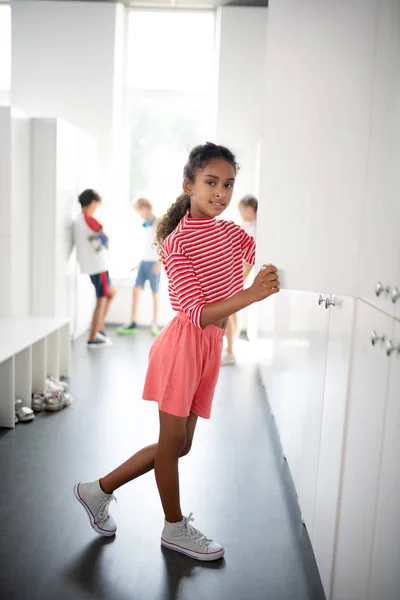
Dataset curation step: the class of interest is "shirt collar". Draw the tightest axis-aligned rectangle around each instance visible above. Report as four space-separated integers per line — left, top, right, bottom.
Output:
182 209 216 229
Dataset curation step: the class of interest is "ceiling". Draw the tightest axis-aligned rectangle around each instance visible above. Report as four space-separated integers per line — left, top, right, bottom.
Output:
20 0 268 8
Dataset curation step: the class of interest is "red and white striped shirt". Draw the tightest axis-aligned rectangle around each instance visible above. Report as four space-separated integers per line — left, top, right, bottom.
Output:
162 212 256 328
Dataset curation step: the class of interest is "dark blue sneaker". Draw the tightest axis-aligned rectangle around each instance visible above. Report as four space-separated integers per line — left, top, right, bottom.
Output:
87 339 109 349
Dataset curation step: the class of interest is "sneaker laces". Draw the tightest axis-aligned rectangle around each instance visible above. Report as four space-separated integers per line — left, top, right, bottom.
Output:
180 513 211 547
95 494 117 525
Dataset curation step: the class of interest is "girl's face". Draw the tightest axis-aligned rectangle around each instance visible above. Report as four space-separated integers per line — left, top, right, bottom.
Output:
184 158 236 219
239 204 256 222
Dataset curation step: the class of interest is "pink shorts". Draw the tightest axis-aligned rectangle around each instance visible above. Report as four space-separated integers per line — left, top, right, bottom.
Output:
142 312 224 419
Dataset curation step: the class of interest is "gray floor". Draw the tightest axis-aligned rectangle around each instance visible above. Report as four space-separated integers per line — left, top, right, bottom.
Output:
0 328 325 600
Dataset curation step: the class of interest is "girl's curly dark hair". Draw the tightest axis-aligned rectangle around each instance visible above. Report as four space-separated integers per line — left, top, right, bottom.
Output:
156 142 238 248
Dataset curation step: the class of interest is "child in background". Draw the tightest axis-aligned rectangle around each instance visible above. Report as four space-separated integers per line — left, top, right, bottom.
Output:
117 198 161 337
221 194 258 366
74 143 279 561
74 189 116 348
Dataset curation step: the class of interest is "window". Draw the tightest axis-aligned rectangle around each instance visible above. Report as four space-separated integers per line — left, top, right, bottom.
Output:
109 9 216 277
0 4 11 104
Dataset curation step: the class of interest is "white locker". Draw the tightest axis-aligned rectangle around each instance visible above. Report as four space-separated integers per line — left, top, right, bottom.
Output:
332 301 393 600
368 320 400 600
257 0 379 296
358 0 400 319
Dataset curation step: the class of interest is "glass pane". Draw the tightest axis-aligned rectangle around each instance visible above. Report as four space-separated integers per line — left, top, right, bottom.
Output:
129 91 215 214
127 10 215 91
110 9 216 277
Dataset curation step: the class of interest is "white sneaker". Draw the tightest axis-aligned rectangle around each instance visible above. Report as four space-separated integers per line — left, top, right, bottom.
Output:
96 331 112 345
45 378 64 393
161 513 224 561
48 375 68 391
73 480 117 537
221 351 236 366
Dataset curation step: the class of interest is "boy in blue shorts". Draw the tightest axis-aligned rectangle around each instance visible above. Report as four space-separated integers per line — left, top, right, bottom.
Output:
117 198 161 337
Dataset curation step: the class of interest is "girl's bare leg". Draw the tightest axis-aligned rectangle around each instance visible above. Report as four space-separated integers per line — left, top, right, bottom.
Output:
100 412 198 519
154 411 194 523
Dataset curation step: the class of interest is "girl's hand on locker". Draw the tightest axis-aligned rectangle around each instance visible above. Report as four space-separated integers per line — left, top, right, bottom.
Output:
248 264 280 302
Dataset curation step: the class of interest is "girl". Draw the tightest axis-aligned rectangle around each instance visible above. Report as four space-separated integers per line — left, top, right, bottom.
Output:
221 194 258 366
73 143 279 562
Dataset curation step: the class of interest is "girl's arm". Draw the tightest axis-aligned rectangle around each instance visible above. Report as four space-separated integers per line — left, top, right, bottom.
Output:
163 234 279 328
200 265 279 328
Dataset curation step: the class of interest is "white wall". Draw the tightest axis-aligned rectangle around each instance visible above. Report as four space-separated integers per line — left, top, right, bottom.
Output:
11 1 125 203
215 6 267 214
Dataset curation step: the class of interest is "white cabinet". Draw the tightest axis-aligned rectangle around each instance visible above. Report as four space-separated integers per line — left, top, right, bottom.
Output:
256 3 400 600
368 320 400 600
258 0 379 296
256 290 327 478
294 294 329 529
0 107 12 238
10 109 32 317
256 289 332 527
0 316 70 428
0 107 31 317
312 295 355 598
31 118 77 319
31 118 97 337
332 301 393 600
358 0 400 319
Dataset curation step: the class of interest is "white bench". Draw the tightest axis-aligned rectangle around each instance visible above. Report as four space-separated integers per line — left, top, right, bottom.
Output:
0 316 70 428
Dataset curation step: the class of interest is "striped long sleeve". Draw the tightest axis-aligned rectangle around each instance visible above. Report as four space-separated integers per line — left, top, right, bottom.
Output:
162 244 206 328
161 213 258 328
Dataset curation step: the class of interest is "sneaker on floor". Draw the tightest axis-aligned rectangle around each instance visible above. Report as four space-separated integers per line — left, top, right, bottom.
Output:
15 398 35 423
48 375 69 391
87 339 110 349
73 480 117 537
32 391 47 412
161 513 224 562
150 323 160 337
45 377 65 393
46 391 72 412
96 331 112 345
116 322 138 336
221 351 236 366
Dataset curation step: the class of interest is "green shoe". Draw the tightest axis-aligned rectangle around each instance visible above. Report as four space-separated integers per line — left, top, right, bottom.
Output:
150 323 160 337
116 322 138 336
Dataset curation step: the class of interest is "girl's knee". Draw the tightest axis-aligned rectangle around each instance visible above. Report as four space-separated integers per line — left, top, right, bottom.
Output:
180 440 192 457
158 432 187 458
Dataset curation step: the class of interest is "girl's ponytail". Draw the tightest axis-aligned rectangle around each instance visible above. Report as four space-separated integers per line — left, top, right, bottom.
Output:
156 193 190 247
